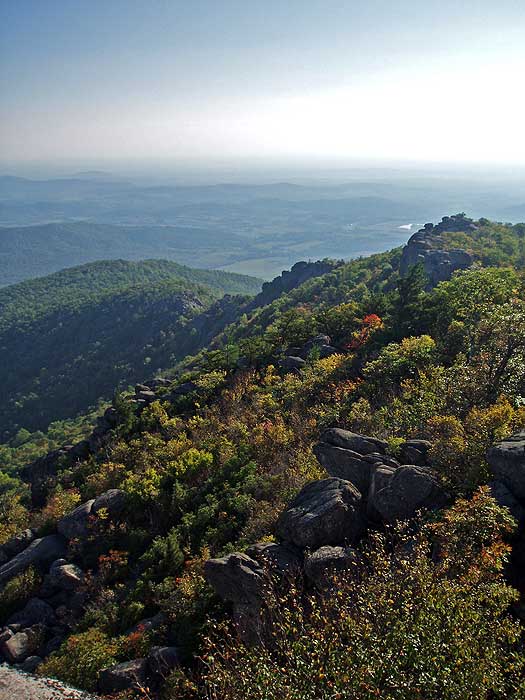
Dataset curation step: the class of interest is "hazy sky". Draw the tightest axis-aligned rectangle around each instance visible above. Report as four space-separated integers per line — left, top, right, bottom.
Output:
2 0 525 167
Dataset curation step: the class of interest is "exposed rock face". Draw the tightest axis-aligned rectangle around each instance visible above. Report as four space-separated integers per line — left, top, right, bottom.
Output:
399 439 432 466
98 658 148 693
367 464 397 522
313 429 391 495
0 535 67 588
47 560 85 592
370 465 448 523
246 542 302 580
0 626 43 663
487 432 525 500
205 552 267 645
276 477 364 549
399 215 475 289
204 432 452 647
280 356 306 371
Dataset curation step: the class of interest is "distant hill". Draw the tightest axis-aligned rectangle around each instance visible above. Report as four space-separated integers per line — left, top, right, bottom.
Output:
0 222 255 286
0 259 261 437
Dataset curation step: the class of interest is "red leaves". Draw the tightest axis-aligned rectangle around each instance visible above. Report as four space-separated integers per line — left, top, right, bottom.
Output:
346 314 383 351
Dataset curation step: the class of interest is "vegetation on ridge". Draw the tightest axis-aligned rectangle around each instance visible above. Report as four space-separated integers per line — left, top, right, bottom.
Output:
2 216 525 697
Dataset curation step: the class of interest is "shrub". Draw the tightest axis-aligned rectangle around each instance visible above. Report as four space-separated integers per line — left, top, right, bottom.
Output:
38 627 119 691
0 567 41 623
202 490 523 700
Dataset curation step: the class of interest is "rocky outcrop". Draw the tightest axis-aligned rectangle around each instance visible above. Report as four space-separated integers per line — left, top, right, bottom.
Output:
205 553 265 608
313 443 373 495
399 439 431 466
205 543 303 645
1 627 44 663
304 545 360 589
0 535 66 588
205 552 267 645
47 560 85 592
400 214 475 289
370 465 448 523
277 478 364 549
206 429 451 644
319 428 388 455
488 481 525 524
91 489 127 517
248 260 336 311
7 598 56 628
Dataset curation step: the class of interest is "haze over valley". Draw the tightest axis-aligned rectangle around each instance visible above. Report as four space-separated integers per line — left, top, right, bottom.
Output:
2 165 525 283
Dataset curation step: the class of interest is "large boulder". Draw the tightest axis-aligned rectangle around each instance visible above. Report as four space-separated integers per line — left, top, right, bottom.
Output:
98 658 148 694
7 598 56 628
370 465 447 523
57 500 94 540
276 477 364 549
0 535 66 588
304 545 360 589
47 560 85 592
280 356 306 371
0 626 43 663
399 218 474 289
320 428 388 455
205 553 265 606
205 553 268 645
92 489 127 517
19 655 43 673
487 432 525 500
313 442 371 494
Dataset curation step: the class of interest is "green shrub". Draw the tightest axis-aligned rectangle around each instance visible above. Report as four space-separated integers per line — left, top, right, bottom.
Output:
0 567 41 623
202 489 523 700
38 627 119 691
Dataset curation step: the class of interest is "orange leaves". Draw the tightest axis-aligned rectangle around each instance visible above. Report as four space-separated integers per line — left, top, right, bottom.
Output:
347 313 383 351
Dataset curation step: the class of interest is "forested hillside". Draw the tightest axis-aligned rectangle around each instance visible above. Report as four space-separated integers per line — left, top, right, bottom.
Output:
0 260 261 440
2 215 525 699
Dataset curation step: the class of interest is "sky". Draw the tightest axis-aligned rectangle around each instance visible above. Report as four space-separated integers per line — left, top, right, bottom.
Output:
1 0 525 168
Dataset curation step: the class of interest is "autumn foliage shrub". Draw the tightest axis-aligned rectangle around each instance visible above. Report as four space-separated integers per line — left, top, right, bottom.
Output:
201 489 524 700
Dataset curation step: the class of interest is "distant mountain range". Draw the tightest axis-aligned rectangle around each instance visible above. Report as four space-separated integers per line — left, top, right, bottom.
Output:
2 173 525 282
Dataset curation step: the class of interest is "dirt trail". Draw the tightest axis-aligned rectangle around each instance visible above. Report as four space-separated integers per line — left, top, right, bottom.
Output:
0 665 99 700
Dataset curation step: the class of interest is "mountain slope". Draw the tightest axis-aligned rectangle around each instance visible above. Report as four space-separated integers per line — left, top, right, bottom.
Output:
1 215 525 698
0 260 261 438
